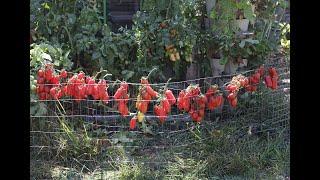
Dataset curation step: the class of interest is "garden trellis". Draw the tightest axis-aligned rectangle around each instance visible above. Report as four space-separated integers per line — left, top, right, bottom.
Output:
30 57 289 173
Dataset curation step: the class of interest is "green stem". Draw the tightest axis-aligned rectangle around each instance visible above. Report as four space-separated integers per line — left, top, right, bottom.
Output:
62 26 74 52
266 8 277 40
73 0 77 15
111 79 122 87
146 67 158 79
94 9 102 26
163 78 172 91
274 8 286 38
94 69 109 80
166 0 172 19
103 0 107 24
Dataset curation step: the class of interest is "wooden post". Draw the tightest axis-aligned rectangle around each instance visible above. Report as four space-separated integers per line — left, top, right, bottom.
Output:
103 0 107 24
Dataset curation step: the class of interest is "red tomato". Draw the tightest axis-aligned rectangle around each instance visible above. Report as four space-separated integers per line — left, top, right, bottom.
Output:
120 81 129 91
50 87 57 99
101 93 109 104
39 92 46 100
196 117 202 122
114 86 124 100
146 85 158 98
140 77 149 85
191 111 198 121
154 105 160 116
258 66 264 77
78 71 85 79
38 69 44 78
57 89 63 99
205 89 214 99
139 101 148 114
130 117 137 130
60 69 67 78
37 77 45 84
182 96 190 112
161 98 171 114
154 105 166 123
79 86 86 98
215 95 223 107
177 90 186 110
230 98 238 108
227 92 237 101
207 96 216 110
142 91 152 101
265 75 272 88
239 79 246 87
44 68 53 81
269 68 278 77
38 84 45 93
199 109 205 117
122 93 129 104
251 85 257 91
226 84 237 92
165 89 176 105
254 72 261 80
271 77 278 90
44 86 50 93
50 75 60 84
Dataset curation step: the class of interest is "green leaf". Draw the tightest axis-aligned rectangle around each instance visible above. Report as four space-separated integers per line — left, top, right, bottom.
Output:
42 53 52 61
92 51 101 60
145 126 154 135
246 39 259 44
240 92 249 99
220 56 228 65
30 105 38 115
42 2 50 10
239 40 246 48
53 60 60 66
179 41 183 48
35 102 47 116
210 10 217 19
121 70 134 81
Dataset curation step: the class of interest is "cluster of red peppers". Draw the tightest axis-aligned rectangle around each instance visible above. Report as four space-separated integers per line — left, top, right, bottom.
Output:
129 77 159 130
113 82 130 117
36 64 65 100
154 89 176 124
177 85 207 122
226 74 249 108
135 77 158 114
205 85 224 110
36 64 110 103
65 73 109 103
34 64 279 128
246 66 264 92
265 67 278 90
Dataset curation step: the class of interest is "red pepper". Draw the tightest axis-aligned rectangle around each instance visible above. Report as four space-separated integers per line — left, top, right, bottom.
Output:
130 117 137 130
265 75 272 88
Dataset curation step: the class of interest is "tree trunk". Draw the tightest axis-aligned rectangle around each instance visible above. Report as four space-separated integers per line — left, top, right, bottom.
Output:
224 58 239 75
186 63 198 81
205 0 216 29
209 58 225 76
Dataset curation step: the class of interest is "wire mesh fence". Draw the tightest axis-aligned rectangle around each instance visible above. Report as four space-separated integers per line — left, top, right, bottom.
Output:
30 57 289 175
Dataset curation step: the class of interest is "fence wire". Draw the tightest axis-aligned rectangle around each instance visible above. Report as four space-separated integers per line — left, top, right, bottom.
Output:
30 57 290 174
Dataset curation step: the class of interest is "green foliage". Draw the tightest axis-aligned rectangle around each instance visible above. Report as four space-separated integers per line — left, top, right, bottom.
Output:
209 0 288 67
31 0 209 81
280 23 290 55
30 42 72 116
30 0 288 79
132 0 205 81
30 43 73 70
